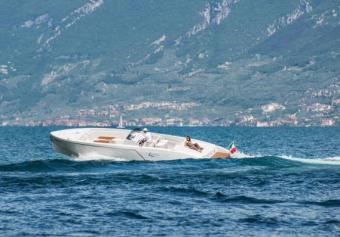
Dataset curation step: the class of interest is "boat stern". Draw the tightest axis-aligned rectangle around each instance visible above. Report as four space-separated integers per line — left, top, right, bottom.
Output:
208 145 231 158
210 150 231 158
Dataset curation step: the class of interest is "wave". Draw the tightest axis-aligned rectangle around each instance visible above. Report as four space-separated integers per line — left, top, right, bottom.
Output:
157 187 340 207
0 153 339 173
159 186 285 204
212 193 283 204
280 155 340 166
301 199 340 207
0 158 127 173
109 210 149 220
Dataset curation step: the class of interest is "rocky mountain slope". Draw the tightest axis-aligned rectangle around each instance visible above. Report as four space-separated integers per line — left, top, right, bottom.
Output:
0 0 339 125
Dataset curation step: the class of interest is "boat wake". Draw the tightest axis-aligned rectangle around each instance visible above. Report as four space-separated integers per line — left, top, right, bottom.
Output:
0 153 339 173
232 151 258 159
279 155 340 165
233 151 340 166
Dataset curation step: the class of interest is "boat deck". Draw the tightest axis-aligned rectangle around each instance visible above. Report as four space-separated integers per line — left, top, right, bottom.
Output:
51 128 221 158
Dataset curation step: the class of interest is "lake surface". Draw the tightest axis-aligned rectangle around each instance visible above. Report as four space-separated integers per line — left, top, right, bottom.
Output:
0 126 339 236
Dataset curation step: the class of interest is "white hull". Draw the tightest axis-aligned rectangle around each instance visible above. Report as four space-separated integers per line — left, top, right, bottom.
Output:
50 128 231 161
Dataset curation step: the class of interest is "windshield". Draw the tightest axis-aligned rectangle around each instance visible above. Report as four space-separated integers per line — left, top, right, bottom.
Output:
126 128 143 140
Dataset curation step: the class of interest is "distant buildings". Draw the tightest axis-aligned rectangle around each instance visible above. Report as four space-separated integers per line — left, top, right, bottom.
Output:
307 103 332 112
321 118 335 126
124 101 199 111
261 103 285 113
0 99 338 127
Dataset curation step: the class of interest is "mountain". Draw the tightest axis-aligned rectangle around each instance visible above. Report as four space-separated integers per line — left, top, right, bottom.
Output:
0 0 339 126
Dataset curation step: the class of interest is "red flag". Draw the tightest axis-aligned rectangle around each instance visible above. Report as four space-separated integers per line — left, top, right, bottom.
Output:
228 142 237 154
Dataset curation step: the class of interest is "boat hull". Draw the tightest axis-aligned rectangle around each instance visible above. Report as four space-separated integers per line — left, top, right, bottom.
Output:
50 128 231 161
51 134 197 161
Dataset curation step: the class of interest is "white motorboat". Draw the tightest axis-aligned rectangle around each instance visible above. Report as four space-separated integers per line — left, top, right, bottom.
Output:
50 128 235 161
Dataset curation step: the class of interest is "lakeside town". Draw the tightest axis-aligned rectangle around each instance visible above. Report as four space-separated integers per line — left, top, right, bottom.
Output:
1 100 338 127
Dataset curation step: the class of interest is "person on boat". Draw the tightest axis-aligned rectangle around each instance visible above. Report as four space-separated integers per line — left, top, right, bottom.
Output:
143 128 152 141
184 136 203 152
139 128 153 146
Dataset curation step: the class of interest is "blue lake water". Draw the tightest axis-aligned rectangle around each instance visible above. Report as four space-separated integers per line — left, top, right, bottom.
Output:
0 126 339 236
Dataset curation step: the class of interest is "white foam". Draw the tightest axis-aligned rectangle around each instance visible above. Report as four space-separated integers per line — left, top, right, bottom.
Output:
279 155 340 166
232 151 258 159
232 151 340 166
74 150 340 165
75 152 127 162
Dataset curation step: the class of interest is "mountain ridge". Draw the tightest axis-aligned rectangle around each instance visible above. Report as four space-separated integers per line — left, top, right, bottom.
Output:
0 0 339 126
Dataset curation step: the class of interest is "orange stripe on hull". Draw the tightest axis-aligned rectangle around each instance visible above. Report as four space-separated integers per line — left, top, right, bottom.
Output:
211 151 231 158
97 136 114 140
